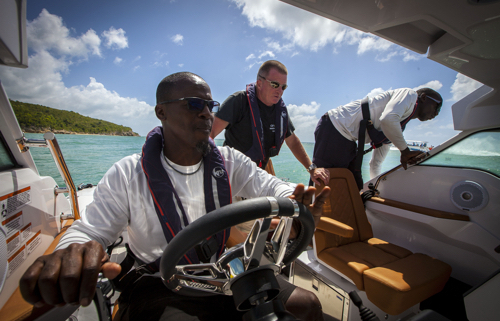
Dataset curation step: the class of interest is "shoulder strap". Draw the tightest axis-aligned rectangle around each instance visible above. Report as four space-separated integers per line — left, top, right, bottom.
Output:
141 127 231 265
354 97 370 172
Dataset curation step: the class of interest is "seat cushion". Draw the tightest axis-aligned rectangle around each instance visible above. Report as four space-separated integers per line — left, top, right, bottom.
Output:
318 242 401 290
365 238 412 259
363 253 452 315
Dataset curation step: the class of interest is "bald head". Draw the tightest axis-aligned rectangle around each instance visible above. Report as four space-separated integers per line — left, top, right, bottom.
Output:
156 72 207 104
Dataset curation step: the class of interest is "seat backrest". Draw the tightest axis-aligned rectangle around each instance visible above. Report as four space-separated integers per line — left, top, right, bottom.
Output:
314 168 373 254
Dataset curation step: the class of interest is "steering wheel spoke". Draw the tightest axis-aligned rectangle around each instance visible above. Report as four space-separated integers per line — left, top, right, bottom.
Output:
270 217 294 265
171 263 230 294
243 217 274 270
160 197 315 299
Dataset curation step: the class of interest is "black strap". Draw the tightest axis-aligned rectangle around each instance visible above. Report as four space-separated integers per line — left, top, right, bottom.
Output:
355 97 370 171
194 236 220 263
361 183 379 205
111 236 221 292
110 244 160 292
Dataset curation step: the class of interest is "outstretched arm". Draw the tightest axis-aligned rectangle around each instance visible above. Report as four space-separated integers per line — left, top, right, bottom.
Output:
210 116 229 139
285 133 330 185
400 147 424 169
20 240 121 307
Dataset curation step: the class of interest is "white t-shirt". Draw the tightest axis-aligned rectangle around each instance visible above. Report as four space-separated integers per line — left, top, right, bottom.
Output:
328 88 418 177
56 146 296 264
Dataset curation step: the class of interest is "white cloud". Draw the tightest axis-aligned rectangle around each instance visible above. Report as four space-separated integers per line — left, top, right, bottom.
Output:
232 0 346 52
178 63 184 67
413 80 443 92
102 27 128 49
286 101 321 142
366 87 387 98
27 9 101 59
401 50 423 62
258 51 275 59
264 38 294 53
114 57 123 65
375 50 423 63
376 52 398 62
171 34 184 45
354 34 392 55
0 10 154 135
450 73 483 101
231 0 419 61
153 61 169 68
244 50 276 70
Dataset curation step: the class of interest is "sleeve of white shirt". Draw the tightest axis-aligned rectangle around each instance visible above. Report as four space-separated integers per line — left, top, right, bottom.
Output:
222 147 296 199
379 90 416 151
56 156 135 251
369 144 390 179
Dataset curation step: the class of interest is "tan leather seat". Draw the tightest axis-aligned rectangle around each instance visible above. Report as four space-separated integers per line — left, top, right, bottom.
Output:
314 168 451 315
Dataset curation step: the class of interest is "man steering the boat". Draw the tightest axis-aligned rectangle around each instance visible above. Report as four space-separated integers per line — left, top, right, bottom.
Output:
210 60 330 186
19 72 330 321
312 88 442 190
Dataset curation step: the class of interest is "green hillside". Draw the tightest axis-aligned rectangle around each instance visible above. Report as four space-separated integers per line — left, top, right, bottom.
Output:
10 100 139 136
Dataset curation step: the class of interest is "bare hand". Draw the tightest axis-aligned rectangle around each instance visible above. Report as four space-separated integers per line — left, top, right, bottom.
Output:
288 183 331 237
400 148 424 170
310 167 330 186
19 240 121 307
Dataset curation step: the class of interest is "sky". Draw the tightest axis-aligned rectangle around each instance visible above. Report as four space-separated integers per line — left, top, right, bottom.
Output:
0 0 484 146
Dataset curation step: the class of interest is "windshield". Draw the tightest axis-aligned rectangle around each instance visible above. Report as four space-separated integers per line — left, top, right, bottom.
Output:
421 129 500 177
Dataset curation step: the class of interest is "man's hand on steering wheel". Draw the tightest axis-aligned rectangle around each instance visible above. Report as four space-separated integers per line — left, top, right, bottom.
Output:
287 183 331 238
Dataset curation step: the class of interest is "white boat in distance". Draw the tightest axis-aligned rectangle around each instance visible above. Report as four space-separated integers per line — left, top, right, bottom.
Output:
390 140 432 152
1 1 499 321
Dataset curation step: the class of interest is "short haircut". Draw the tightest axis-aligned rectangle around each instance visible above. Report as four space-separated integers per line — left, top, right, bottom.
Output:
156 72 205 104
257 60 288 79
416 87 443 110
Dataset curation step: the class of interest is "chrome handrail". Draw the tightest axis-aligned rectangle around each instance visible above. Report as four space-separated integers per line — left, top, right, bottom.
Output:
373 152 430 191
18 132 80 220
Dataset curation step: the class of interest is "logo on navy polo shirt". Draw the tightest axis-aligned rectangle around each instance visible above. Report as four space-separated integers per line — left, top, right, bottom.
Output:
212 167 225 179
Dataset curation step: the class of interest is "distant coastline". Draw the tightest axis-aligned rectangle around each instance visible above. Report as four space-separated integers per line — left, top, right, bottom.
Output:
10 100 139 137
22 127 139 136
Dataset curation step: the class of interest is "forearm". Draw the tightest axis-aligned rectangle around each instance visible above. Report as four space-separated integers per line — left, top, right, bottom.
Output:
210 117 229 139
369 144 390 178
285 134 312 169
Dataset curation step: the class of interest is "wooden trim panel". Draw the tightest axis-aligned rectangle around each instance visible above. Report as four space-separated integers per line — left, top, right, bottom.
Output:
367 197 470 221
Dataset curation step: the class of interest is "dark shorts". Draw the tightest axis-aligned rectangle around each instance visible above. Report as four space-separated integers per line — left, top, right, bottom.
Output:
115 274 297 321
312 113 363 189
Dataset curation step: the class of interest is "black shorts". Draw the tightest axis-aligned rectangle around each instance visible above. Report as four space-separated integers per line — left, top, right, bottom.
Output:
115 274 297 321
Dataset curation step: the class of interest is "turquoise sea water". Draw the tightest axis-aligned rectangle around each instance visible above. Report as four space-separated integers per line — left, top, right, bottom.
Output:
25 133 403 187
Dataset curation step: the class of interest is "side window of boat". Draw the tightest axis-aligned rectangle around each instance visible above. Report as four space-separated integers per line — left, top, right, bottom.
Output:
420 129 500 177
0 132 16 171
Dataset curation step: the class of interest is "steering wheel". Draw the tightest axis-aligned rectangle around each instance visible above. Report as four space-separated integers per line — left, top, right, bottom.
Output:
159 196 314 303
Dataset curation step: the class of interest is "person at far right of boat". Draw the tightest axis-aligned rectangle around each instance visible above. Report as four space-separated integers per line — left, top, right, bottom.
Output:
312 87 442 190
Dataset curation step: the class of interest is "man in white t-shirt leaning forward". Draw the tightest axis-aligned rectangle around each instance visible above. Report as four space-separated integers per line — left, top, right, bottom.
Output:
312 87 442 190
19 71 331 321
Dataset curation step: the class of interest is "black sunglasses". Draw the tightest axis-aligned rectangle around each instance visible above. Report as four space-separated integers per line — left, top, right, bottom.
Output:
426 95 442 112
159 97 220 113
258 75 288 91
420 95 442 113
